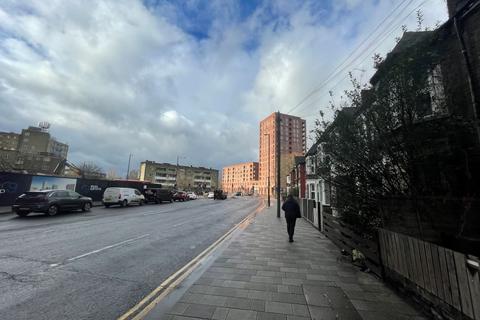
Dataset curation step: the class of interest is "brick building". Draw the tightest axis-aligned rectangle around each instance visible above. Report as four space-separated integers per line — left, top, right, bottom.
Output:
259 112 306 196
309 0 480 251
373 0 480 245
221 162 258 194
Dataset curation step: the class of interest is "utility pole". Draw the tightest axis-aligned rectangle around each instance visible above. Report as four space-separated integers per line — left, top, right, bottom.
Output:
176 155 186 189
176 155 180 189
126 153 132 180
264 133 271 207
276 111 281 218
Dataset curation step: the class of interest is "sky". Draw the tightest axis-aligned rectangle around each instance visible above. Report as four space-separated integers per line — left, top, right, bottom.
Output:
0 0 448 176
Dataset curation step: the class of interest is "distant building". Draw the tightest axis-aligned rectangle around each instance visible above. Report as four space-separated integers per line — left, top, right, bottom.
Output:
139 160 219 191
221 162 258 194
0 132 19 170
0 125 69 174
259 112 306 196
48 139 69 159
0 132 20 151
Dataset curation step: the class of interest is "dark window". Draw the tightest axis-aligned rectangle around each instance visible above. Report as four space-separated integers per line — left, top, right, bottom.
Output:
52 191 69 198
69 191 81 198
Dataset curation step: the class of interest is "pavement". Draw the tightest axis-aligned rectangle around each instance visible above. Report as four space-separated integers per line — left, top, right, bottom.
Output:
0 197 260 320
160 206 426 320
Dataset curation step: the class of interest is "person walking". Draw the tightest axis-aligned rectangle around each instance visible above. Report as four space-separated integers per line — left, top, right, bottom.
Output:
281 194 301 242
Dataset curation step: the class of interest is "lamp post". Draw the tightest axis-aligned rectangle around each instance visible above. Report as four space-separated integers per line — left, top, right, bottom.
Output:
126 153 133 180
264 133 271 207
176 155 186 189
276 111 281 218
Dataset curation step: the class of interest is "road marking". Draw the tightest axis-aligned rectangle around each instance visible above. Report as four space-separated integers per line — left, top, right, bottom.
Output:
67 234 150 262
117 201 265 320
172 221 190 228
48 234 150 267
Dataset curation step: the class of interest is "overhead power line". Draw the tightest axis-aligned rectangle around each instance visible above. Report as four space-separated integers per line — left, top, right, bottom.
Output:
295 0 433 119
286 0 417 115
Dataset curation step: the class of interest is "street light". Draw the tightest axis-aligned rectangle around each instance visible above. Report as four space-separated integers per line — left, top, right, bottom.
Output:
264 133 271 207
126 153 133 180
176 155 186 189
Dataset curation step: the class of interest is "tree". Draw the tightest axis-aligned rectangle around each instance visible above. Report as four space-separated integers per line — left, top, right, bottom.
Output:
314 32 459 237
106 168 120 180
78 162 105 178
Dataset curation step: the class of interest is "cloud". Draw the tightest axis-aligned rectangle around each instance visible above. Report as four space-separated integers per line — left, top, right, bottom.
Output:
0 0 448 175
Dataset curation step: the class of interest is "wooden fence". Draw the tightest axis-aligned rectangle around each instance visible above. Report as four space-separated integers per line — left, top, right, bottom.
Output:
379 229 480 320
322 211 382 276
299 198 315 225
297 198 480 319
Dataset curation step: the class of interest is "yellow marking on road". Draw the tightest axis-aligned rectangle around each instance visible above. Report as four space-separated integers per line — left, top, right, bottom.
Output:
117 201 265 320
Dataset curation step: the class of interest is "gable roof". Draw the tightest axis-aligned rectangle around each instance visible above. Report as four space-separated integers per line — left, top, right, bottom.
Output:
305 141 319 157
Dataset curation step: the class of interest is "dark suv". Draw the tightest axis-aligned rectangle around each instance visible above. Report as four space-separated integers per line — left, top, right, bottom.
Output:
144 188 173 204
12 190 93 217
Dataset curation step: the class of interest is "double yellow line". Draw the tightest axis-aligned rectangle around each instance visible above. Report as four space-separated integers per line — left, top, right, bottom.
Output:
118 201 265 320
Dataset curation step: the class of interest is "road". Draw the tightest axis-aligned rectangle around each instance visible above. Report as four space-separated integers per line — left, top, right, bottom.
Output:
0 197 261 320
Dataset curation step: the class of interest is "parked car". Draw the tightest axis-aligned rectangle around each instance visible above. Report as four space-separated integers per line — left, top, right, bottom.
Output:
235 192 242 196
187 192 197 200
102 187 145 207
207 192 214 199
172 191 189 202
144 188 173 204
214 190 227 200
12 190 93 217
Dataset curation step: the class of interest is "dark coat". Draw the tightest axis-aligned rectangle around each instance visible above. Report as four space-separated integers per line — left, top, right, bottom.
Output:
281 198 301 219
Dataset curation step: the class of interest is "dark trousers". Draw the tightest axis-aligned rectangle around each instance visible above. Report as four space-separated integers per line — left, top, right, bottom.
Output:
286 217 296 240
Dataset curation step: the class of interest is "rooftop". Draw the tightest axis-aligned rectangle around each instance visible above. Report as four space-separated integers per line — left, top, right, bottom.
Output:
142 160 218 172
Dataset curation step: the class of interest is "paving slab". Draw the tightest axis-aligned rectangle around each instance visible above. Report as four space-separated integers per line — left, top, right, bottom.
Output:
160 206 425 319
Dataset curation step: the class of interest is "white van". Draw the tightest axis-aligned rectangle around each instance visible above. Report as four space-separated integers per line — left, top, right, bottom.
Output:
102 187 145 208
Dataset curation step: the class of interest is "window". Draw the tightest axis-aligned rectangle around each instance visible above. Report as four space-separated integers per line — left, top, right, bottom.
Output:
428 64 447 115
69 191 80 198
310 184 315 200
134 190 141 195
52 191 69 198
323 182 331 206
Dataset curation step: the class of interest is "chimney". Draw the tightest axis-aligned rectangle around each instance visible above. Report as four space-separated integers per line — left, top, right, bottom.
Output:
447 0 468 17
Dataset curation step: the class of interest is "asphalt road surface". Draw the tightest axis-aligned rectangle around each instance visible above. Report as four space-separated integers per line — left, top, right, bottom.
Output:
0 197 261 320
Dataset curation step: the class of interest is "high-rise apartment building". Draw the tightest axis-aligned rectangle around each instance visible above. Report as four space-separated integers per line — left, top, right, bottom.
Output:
222 162 259 194
259 112 306 196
